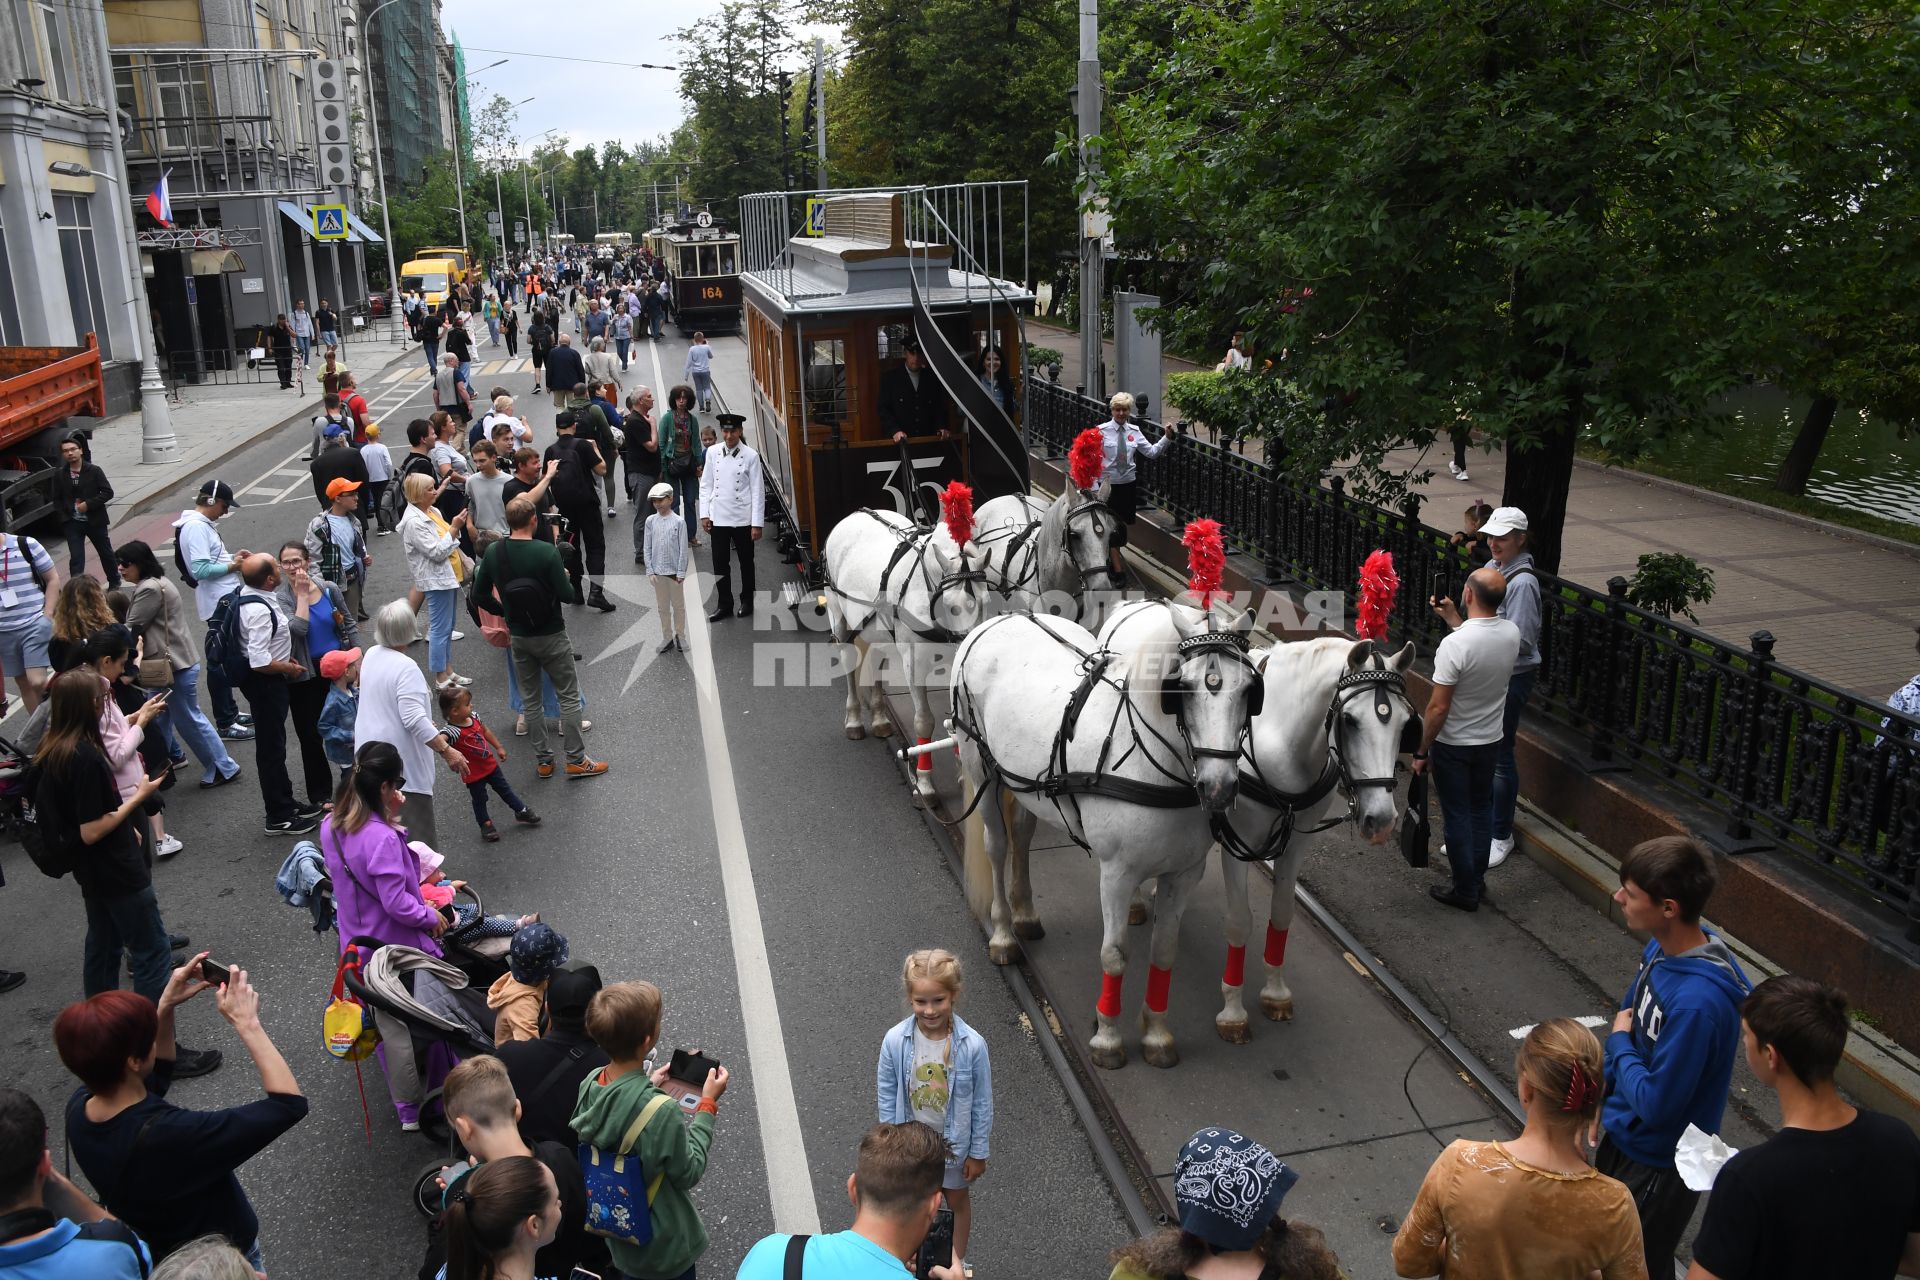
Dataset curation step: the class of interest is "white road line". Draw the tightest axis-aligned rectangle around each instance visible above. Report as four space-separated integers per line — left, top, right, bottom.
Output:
648 335 668 411
1508 1015 1610 1040
683 564 821 1234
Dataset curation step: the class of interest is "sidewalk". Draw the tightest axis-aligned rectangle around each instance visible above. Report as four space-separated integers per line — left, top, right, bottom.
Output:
1029 320 1919 700
79 327 415 521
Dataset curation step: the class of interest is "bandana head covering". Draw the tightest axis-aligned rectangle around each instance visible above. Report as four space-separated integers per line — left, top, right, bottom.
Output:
1173 1127 1298 1250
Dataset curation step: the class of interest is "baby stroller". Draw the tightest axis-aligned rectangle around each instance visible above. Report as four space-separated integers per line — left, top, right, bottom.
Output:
0 731 35 846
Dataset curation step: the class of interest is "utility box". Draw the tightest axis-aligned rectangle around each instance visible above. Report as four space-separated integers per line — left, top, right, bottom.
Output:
1113 291 1162 419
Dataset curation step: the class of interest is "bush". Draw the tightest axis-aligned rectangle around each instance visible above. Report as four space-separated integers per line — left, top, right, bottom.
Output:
1166 370 1232 427
1625 552 1717 622
1023 343 1064 376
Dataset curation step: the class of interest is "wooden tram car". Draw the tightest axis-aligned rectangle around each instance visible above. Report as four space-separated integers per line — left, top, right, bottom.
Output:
644 211 742 333
738 184 1034 577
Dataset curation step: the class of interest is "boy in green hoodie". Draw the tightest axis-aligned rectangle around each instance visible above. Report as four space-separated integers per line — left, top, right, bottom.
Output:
570 980 729 1280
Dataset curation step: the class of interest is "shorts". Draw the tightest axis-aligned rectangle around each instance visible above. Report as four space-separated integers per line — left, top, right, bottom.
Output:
1107 480 1140 548
0 614 53 677
531 349 547 369
943 1160 969 1191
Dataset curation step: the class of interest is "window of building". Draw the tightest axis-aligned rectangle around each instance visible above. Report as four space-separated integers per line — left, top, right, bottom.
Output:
54 195 112 359
152 56 216 153
37 0 72 101
0 209 23 345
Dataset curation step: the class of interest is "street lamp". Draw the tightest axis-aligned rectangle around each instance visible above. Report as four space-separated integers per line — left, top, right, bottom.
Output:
452 59 509 264
494 97 535 260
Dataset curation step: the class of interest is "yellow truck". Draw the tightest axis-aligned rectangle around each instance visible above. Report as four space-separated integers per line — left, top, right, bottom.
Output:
398 254 467 308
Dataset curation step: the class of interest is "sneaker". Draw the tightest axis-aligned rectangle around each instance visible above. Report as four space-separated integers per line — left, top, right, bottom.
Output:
1455 468 1470 481
168 750 188 766
513 808 542 825
199 767 242 790
293 802 325 819
536 759 556 779
156 834 184 859
566 758 609 780
217 723 256 741
606 506 618 517
481 820 500 843
171 1045 224 1079
580 719 592 733
514 714 527 737
657 637 675 654
0 970 24 995
376 528 392 537
450 630 466 642
1488 835 1514 868
168 933 191 950
436 675 475 691
400 1119 422 1132
675 635 688 651
1448 459 1461 477
236 713 254 726
264 815 320 836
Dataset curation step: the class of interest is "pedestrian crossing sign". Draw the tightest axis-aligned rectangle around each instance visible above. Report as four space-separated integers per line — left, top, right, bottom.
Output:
804 197 826 237
310 204 348 240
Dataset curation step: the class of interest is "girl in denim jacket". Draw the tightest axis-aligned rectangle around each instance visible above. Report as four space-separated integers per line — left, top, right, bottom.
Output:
877 948 993 1273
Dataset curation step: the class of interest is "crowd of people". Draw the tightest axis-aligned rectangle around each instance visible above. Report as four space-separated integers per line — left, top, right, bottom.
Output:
2 290 1918 1280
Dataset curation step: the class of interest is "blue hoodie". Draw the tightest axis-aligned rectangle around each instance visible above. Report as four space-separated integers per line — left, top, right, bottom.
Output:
1602 929 1752 1167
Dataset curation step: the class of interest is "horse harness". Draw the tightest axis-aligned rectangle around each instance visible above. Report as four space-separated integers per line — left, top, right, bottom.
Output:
1218 651 1422 863
831 509 986 644
982 492 1116 605
950 611 1261 853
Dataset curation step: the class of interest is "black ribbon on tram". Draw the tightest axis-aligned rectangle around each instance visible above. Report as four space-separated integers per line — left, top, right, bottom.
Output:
908 275 1030 501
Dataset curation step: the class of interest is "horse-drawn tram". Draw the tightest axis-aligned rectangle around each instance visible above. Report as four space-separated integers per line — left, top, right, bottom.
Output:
736 183 1035 578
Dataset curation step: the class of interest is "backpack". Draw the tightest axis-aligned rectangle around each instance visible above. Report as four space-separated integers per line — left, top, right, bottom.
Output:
579 1093 674 1246
546 439 596 509
20 765 76 879
205 587 279 685
8 535 49 596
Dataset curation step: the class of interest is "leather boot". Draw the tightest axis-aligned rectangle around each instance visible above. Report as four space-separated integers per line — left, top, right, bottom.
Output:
588 585 616 613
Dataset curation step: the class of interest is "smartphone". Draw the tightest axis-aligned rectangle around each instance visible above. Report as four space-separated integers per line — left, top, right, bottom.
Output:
667 1049 722 1086
1430 570 1448 605
915 1205 955 1280
198 958 231 988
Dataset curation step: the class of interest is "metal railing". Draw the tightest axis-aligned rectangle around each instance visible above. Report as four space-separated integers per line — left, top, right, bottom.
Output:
1027 377 1920 940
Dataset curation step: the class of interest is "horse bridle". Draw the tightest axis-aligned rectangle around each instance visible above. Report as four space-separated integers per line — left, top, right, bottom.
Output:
1062 491 1117 587
1170 629 1262 764
1323 659 1419 796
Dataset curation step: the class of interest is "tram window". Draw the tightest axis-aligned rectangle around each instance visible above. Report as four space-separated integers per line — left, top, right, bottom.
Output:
718 243 736 274
878 322 909 362
678 248 699 277
803 337 848 424
699 245 720 276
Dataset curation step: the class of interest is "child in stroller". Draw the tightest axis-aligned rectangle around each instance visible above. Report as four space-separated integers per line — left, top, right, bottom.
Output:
411 841 539 939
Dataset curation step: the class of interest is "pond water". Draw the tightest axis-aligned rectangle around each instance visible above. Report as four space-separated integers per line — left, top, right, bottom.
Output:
1635 386 1920 526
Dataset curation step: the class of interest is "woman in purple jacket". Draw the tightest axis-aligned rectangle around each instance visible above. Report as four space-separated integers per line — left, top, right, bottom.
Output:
319 741 446 958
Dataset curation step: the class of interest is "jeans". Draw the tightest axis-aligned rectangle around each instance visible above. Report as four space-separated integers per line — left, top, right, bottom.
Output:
709 524 755 612
1491 667 1538 840
615 336 630 369
671 472 699 546
295 335 312 366
207 661 242 728
167 664 238 784
1432 739 1498 902
240 672 296 823
64 520 120 586
486 317 501 345
691 369 713 410
82 881 172 1001
422 338 440 372
466 770 526 825
425 587 458 673
648 310 664 339
510 631 587 765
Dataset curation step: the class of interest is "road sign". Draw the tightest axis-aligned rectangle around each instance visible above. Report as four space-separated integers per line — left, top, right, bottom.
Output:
515 229 526 244
803 197 826 237
184 277 197 305
310 203 348 240
486 210 503 233
514 220 525 234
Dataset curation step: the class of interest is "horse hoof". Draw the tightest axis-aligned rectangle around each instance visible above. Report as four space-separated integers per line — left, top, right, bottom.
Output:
1090 1042 1127 1071
912 788 936 810
1215 1020 1251 1045
1261 995 1295 1022
1013 918 1046 941
871 719 895 739
1142 1040 1181 1069
987 938 1021 966
845 724 867 741
1127 901 1151 926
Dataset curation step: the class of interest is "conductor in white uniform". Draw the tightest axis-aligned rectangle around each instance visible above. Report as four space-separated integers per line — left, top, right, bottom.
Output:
700 414 765 621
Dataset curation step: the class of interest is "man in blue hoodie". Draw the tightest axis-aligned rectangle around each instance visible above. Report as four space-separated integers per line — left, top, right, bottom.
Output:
1600 834 1752 1277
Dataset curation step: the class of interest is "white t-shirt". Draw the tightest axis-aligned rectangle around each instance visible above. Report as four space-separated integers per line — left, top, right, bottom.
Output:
1431 616 1522 746
909 1026 952 1131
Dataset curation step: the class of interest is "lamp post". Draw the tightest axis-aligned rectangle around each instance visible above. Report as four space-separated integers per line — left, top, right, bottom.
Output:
494 97 534 263
357 0 406 342
1072 0 1104 399
454 59 508 263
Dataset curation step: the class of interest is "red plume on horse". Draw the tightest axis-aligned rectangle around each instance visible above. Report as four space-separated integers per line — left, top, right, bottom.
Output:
1183 518 1227 613
1069 427 1105 494
941 480 976 549
1356 549 1399 641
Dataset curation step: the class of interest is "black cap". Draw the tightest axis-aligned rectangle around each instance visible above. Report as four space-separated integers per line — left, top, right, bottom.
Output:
554 410 577 431
546 964 603 1019
717 413 746 430
198 479 241 508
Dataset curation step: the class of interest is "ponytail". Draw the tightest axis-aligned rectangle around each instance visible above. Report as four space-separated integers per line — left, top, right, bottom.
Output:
332 740 403 835
441 1155 552 1280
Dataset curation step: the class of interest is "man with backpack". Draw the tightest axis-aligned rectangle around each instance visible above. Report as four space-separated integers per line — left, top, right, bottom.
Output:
172 480 254 742
544 411 616 614
471 497 606 782
219 555 317 836
0 1088 153 1278
305 478 372 622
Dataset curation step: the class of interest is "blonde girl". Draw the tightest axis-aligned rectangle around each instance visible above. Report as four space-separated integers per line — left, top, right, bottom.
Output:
877 948 993 1271
1393 1018 1645 1279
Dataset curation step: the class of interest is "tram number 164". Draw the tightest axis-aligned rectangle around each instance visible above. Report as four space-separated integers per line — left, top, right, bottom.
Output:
700 285 726 301
866 458 945 520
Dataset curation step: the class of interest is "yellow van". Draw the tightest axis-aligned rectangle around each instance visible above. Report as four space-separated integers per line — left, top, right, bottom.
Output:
398 257 460 308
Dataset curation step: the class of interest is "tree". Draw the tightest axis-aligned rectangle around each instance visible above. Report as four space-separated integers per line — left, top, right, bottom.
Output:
674 0 799 212
1099 0 1920 573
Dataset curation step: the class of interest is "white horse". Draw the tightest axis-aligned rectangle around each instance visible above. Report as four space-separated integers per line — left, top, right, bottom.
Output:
952 600 1263 1069
1209 636 1418 1042
941 487 1119 619
823 507 991 804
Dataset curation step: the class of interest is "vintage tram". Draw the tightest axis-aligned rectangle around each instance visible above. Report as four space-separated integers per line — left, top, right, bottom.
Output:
737 183 1034 576
644 210 743 333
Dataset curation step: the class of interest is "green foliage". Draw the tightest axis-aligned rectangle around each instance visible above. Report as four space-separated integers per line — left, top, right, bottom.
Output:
1024 342 1064 374
1625 553 1717 623
1099 0 1920 572
674 0 799 213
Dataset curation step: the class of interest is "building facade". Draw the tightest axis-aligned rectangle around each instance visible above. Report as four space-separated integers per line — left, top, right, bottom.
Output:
107 0 382 383
360 0 444 192
0 0 149 409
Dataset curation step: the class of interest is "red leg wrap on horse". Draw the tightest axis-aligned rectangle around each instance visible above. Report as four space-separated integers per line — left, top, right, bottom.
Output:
1223 944 1246 988
1097 972 1123 1019
1265 924 1289 968
916 737 933 772
1145 965 1172 1013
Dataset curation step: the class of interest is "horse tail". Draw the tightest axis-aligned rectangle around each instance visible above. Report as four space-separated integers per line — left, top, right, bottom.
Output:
959 779 997 925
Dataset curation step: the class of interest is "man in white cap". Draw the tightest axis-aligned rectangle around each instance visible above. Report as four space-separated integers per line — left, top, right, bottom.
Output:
1433 505 1541 868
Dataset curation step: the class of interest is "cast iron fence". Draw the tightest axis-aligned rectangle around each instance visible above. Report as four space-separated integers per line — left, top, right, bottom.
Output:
1026 378 1920 942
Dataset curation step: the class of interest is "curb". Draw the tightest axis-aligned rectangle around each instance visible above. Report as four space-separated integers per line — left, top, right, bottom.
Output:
1512 800 1920 1130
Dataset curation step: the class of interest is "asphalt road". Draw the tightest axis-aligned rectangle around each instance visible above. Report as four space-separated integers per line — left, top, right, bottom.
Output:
0 314 1131 1279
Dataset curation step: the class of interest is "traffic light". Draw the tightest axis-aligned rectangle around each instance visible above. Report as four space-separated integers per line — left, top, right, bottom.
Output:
312 58 353 188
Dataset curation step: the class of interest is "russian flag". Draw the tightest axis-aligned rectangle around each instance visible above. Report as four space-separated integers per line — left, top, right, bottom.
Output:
144 168 173 227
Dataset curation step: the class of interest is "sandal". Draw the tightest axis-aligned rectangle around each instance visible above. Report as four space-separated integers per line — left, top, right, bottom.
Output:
514 714 527 737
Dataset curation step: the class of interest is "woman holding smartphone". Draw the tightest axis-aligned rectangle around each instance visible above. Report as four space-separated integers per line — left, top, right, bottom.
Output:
81 628 178 860
117 539 242 789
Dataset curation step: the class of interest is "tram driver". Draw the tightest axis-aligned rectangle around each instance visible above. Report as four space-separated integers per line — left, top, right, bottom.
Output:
881 339 953 443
